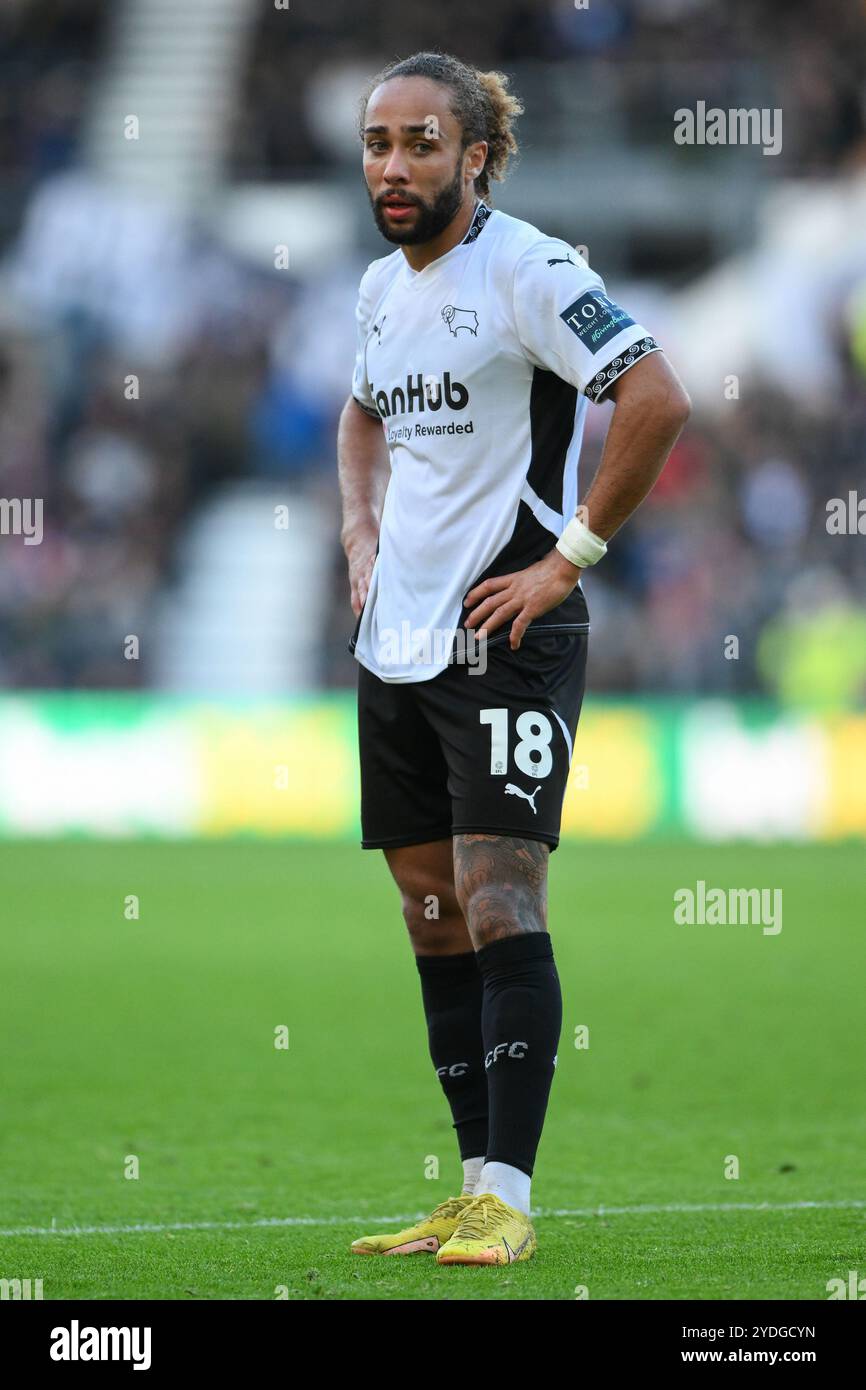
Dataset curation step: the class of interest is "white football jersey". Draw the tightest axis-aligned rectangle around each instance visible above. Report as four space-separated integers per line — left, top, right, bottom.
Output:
349 200 660 682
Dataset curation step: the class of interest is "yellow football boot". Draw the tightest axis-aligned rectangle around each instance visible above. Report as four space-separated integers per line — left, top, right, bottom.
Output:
350 1195 478 1256
435 1192 537 1265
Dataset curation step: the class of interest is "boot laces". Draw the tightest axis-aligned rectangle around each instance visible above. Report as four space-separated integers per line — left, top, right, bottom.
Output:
428 1196 472 1222
453 1195 501 1241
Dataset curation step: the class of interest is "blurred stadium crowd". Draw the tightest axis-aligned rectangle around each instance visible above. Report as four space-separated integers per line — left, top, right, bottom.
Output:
0 0 865 704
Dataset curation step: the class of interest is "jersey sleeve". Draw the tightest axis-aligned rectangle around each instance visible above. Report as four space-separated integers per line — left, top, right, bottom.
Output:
351 267 382 419
511 241 661 402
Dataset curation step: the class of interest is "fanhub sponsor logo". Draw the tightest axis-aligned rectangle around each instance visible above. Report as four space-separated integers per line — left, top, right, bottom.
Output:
50 1320 152 1370
372 371 469 418
387 420 475 442
673 880 782 935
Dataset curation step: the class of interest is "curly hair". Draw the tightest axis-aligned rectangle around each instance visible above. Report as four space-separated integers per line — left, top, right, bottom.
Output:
359 50 523 202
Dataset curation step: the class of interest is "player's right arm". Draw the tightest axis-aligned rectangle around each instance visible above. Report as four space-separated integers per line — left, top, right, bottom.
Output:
338 264 391 616
337 395 388 616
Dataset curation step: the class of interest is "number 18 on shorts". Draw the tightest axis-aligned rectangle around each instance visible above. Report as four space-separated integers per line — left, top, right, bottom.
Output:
358 627 588 852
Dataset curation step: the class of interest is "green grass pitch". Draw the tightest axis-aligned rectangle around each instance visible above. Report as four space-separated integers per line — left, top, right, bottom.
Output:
1 840 863 1300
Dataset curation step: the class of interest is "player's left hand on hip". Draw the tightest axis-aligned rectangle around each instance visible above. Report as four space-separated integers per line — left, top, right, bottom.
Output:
464 549 582 650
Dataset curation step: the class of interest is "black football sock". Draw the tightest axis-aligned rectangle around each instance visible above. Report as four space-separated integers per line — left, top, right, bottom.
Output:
476 932 562 1178
415 950 488 1164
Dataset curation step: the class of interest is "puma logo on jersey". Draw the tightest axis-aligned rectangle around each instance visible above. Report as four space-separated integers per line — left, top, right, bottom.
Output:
441 305 479 336
504 782 541 813
547 255 575 267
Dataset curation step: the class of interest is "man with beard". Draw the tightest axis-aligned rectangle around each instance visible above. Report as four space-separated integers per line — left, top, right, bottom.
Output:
337 50 690 1267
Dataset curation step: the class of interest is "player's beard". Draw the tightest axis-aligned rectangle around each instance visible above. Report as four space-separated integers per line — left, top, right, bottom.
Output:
370 159 468 245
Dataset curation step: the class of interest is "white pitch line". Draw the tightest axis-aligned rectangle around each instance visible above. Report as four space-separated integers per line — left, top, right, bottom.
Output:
547 1200 866 1217
1 1199 864 1239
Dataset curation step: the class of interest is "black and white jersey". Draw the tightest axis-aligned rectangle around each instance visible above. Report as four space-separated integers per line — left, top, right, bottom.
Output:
350 200 660 683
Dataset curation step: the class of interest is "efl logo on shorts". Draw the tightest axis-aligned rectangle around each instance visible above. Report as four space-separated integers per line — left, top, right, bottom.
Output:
560 292 635 355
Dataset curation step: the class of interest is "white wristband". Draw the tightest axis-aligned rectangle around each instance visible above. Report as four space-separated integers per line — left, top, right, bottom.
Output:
555 515 608 569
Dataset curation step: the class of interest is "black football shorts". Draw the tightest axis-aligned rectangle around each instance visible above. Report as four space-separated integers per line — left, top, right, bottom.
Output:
356 625 588 852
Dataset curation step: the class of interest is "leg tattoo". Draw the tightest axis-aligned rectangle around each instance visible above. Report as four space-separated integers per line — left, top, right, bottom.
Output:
453 834 548 950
